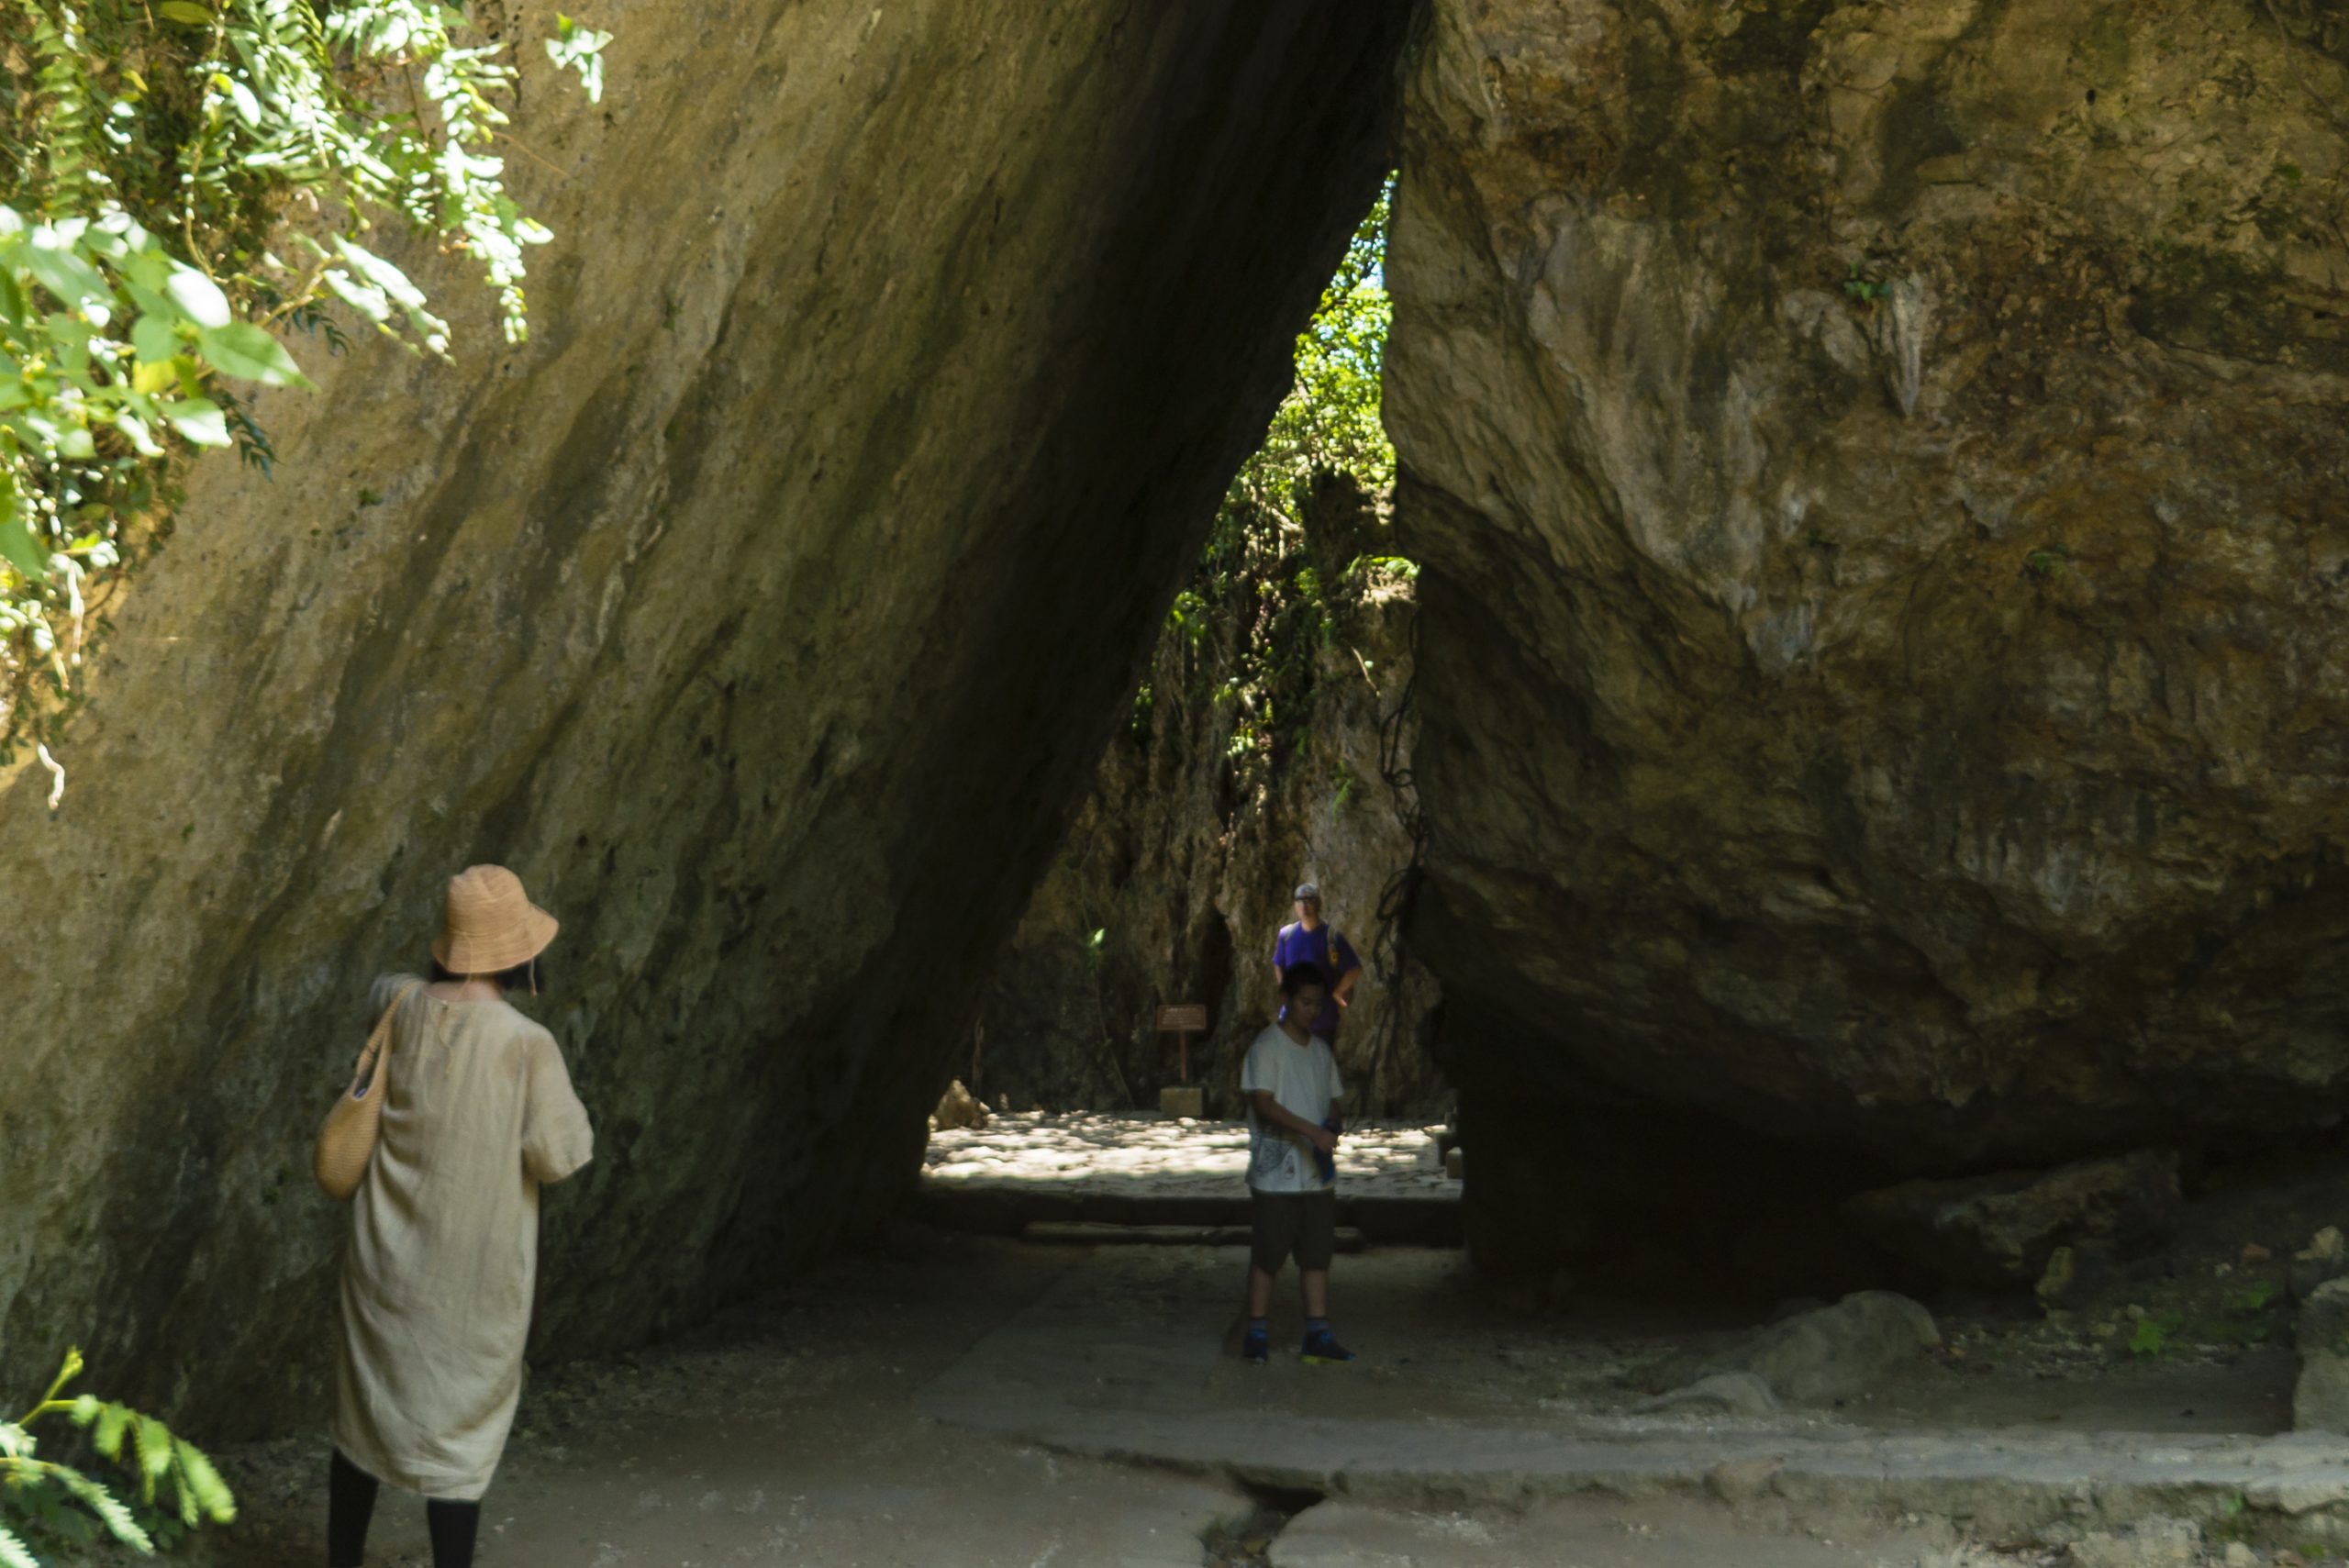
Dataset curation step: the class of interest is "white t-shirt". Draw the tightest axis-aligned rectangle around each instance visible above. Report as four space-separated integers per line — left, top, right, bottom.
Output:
1241 1023 1345 1194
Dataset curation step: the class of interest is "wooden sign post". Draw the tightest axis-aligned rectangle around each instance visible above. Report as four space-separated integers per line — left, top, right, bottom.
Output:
1155 1003 1208 1083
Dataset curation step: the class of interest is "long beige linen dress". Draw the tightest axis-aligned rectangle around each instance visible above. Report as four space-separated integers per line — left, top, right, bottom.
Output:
333 973 593 1500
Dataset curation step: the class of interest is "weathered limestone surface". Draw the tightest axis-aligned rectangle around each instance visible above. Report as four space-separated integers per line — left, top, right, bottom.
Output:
1388 0 2349 1175
1843 1150 2182 1286
0 0 1405 1431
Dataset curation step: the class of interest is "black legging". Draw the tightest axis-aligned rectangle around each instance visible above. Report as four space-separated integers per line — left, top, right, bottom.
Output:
329 1448 479 1568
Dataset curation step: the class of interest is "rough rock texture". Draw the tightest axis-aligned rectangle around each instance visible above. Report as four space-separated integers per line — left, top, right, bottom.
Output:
0 0 1408 1432
2298 1278 2349 1433
1842 1150 2182 1287
974 481 1443 1118
1390 0 2349 1196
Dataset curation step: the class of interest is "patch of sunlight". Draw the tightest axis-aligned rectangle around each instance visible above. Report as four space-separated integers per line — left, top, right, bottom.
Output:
922 1112 1453 1200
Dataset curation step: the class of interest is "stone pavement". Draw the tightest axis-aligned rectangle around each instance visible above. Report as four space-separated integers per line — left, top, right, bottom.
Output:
916 1242 2349 1562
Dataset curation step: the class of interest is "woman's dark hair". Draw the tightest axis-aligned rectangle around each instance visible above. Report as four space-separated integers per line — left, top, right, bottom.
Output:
1280 962 1329 997
429 956 549 993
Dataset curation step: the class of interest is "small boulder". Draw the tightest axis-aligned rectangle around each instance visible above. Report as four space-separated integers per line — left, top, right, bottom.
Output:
2067 1519 2200 1567
2292 1225 2349 1303
930 1079 990 1131
2034 1240 2118 1312
1645 1291 1941 1407
2295 1276 2349 1433
1842 1150 2181 1288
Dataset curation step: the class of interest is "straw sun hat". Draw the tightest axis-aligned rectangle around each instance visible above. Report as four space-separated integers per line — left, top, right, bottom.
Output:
431 864 559 974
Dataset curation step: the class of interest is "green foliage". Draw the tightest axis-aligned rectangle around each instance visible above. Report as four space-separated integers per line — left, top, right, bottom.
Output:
2025 543 2074 580
2127 1311 2182 1357
1228 176 1394 521
0 1347 235 1564
0 0 612 762
1159 178 1403 793
1842 261 1893 305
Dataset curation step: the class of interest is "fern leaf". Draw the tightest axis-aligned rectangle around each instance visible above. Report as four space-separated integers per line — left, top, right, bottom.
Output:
170 1439 236 1525
24 4 101 216
0 1518 41 1568
56 1466 152 1551
91 1403 129 1461
130 1416 171 1500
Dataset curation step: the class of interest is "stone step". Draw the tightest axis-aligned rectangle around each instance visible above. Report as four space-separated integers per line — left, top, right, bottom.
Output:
914 1185 1462 1247
1021 1221 1369 1252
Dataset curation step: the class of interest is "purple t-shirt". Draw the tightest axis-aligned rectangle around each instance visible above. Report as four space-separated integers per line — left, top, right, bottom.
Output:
1274 920 1360 1038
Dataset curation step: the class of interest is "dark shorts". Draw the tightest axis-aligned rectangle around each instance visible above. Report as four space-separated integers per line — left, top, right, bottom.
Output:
1250 1185 1338 1273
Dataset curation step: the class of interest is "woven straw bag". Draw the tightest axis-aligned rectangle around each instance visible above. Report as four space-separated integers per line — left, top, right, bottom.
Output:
314 981 424 1200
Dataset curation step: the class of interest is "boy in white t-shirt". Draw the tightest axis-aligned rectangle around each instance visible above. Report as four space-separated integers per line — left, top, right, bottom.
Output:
1239 963 1355 1365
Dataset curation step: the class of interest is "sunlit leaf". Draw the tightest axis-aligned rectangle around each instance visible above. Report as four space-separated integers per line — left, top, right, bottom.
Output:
161 399 230 447
163 268 232 329
131 314 178 366
0 517 48 581
196 322 311 388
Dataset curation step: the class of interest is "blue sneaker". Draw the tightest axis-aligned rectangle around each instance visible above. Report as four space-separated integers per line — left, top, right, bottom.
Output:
1241 1326 1270 1364
1300 1329 1356 1364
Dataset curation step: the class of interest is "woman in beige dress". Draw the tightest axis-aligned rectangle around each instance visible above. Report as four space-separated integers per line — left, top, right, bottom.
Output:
330 864 593 1568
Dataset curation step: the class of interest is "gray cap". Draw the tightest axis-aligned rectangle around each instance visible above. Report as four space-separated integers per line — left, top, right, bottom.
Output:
1294 882 1320 902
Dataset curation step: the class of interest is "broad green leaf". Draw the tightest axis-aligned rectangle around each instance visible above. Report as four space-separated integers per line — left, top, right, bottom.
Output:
115 411 162 456
121 244 172 292
334 238 428 310
161 399 229 448
0 517 48 581
22 231 106 310
132 361 177 397
56 426 95 460
163 268 232 329
156 0 213 20
322 268 391 323
131 313 179 366
197 322 311 387
0 269 26 325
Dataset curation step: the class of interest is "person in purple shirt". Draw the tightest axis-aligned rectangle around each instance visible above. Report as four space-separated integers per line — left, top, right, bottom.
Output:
1272 881 1361 1041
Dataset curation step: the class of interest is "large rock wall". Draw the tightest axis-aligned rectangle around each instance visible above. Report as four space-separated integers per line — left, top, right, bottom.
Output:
0 0 1406 1431
975 481 1442 1119
1389 0 2349 1182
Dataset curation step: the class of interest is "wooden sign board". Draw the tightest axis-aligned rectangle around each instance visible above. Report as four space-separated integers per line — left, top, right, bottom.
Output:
1156 1004 1208 1033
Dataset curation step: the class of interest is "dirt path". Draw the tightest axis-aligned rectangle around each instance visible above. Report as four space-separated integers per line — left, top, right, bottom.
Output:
147 1228 2323 1566
180 1232 1247 1567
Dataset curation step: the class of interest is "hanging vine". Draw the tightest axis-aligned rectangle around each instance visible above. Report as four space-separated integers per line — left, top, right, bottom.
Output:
0 0 611 775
